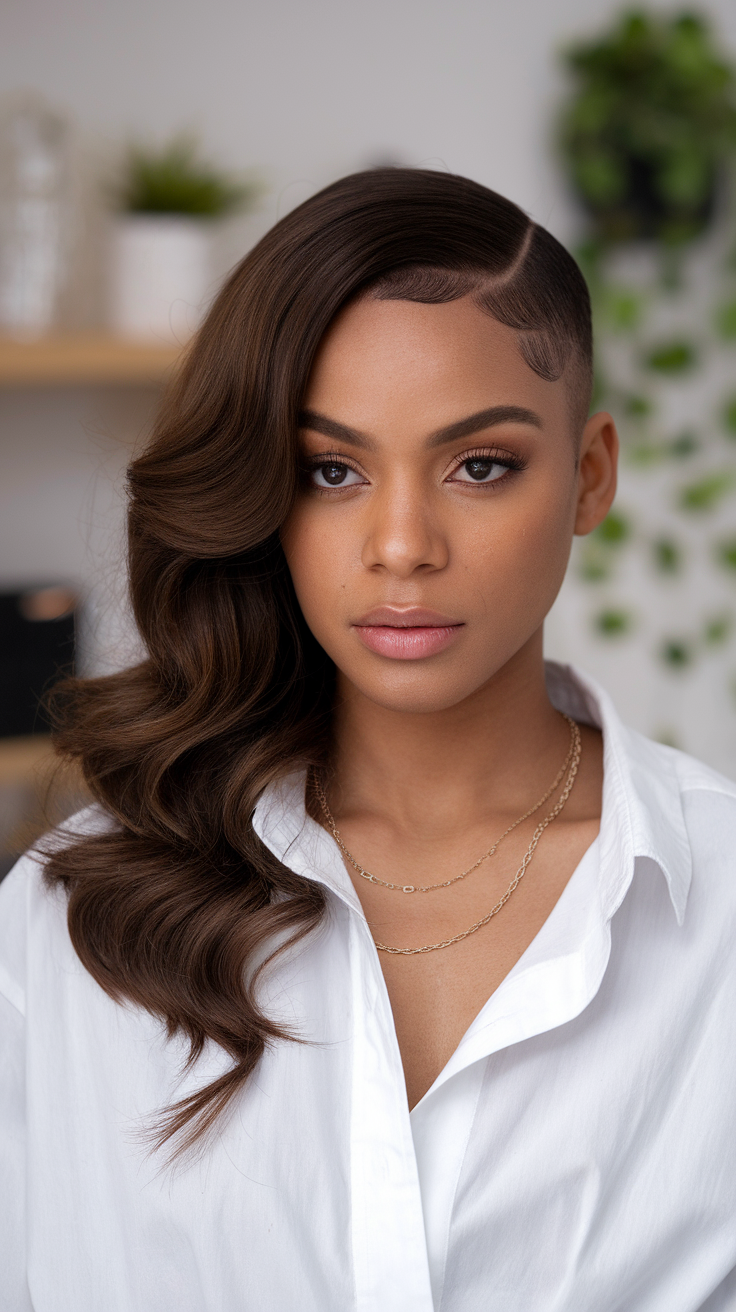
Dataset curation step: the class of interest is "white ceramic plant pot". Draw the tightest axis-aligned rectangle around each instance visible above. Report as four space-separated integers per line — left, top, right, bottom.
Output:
109 215 211 341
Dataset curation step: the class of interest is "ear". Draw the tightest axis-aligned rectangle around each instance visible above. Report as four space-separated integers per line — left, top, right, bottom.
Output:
574 411 619 536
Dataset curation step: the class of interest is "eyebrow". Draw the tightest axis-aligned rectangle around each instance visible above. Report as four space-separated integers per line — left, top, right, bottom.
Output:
298 405 543 450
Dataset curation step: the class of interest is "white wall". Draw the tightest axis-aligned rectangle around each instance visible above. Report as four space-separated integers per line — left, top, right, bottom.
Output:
6 0 736 257
2 0 736 765
1 0 625 248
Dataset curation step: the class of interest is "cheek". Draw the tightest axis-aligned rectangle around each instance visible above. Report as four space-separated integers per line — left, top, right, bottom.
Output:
280 502 349 632
461 480 575 606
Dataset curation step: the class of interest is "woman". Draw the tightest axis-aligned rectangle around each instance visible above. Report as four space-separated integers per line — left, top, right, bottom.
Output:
2 169 735 1311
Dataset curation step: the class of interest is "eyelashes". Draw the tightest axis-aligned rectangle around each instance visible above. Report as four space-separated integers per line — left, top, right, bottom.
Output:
447 447 526 485
303 446 527 492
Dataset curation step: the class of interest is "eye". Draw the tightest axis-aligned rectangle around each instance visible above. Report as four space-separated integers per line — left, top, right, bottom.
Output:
451 457 513 484
310 462 365 489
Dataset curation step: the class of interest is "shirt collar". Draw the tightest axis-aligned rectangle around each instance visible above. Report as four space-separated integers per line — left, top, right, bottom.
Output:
545 662 692 925
253 662 693 928
252 768 363 912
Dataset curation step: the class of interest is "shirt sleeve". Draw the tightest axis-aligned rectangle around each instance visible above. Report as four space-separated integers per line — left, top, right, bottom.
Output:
0 861 35 1311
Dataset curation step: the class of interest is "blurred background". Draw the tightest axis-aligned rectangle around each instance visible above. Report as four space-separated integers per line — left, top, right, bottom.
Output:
2 0 736 873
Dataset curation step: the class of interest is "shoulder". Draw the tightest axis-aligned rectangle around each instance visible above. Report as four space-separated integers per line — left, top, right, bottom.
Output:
625 727 736 801
611 714 736 832
0 805 114 1017
669 745 736 803
628 734 736 917
640 733 736 819
591 704 736 929
668 745 736 870
559 663 736 815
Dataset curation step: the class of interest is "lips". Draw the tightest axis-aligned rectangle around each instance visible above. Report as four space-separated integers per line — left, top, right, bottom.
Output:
352 607 464 660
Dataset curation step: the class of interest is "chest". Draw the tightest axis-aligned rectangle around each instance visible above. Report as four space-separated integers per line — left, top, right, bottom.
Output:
348 814 601 1107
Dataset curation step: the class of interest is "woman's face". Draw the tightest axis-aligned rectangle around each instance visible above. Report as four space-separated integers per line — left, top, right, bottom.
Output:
281 294 616 715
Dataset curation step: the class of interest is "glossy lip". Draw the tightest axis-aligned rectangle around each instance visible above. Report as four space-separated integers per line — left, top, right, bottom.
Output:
353 607 465 660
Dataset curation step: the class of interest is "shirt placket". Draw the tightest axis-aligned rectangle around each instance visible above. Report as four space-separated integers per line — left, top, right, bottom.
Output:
257 799 437 1312
346 908 435 1312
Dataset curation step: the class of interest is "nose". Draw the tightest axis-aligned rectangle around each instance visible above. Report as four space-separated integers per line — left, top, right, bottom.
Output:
361 481 449 578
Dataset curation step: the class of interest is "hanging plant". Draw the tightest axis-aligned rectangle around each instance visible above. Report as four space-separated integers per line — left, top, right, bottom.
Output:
555 11 736 761
560 11 736 245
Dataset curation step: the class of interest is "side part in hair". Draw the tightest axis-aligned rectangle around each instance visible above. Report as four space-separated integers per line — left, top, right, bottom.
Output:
369 226 592 425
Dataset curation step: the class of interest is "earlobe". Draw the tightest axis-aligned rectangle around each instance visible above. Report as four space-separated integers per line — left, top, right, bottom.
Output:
574 412 619 536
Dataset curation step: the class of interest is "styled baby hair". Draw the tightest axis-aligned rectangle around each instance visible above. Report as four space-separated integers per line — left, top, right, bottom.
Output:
44 168 593 1154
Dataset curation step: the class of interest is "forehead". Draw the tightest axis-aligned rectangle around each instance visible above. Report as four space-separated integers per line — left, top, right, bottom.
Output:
305 294 570 436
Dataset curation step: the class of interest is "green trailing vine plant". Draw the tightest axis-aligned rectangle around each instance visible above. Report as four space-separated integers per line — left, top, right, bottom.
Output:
558 8 736 745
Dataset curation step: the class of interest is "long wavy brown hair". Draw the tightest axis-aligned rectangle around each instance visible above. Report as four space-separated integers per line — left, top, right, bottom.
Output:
44 168 592 1152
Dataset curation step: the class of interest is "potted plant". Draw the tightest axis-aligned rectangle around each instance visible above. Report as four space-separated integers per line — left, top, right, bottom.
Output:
109 136 257 341
560 11 736 246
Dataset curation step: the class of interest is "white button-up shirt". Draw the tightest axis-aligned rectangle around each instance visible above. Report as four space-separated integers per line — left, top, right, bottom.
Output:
2 663 736 1311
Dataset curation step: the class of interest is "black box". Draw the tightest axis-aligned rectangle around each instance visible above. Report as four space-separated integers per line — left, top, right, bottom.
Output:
0 587 77 738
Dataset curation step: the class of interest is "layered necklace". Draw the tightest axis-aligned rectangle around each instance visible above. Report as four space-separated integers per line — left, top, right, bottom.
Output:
314 714 582 955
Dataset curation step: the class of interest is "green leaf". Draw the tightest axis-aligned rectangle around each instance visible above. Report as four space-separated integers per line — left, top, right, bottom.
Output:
604 290 642 332
629 443 663 467
594 510 631 545
578 549 611 583
574 153 627 205
668 431 699 458
623 392 654 419
652 537 682 573
679 472 735 512
657 149 711 207
715 300 736 340
644 340 697 374
594 608 633 637
660 638 694 669
717 538 736 572
573 240 605 285
627 434 698 467
722 395 736 437
703 615 731 645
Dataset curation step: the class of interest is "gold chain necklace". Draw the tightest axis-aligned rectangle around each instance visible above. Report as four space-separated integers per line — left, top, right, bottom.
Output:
314 714 578 894
314 715 582 955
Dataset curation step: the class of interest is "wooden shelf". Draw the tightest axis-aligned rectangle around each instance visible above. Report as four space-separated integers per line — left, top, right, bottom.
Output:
0 333 184 387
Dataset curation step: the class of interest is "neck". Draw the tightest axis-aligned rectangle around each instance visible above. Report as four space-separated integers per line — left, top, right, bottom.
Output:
329 631 568 833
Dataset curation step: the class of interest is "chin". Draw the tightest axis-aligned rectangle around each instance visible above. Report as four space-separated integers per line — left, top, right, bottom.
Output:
346 665 497 716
